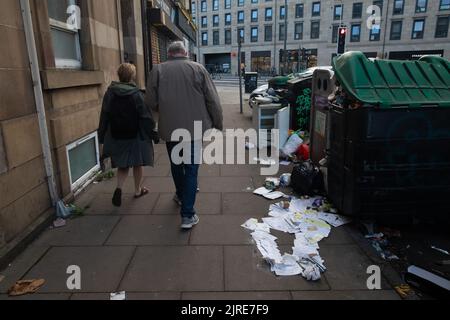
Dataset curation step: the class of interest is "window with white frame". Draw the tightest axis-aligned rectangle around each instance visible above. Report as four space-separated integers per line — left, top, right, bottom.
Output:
66 132 100 190
47 0 82 69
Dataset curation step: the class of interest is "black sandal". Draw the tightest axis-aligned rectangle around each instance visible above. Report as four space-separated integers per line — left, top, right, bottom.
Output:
112 188 122 207
134 187 149 199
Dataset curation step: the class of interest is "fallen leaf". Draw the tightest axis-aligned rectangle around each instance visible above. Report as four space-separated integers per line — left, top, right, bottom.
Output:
8 279 45 297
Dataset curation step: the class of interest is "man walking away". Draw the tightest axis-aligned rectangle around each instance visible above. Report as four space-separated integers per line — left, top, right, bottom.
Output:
145 41 223 229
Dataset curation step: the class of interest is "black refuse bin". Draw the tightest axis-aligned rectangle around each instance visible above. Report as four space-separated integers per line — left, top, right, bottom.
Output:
244 72 258 93
328 52 450 218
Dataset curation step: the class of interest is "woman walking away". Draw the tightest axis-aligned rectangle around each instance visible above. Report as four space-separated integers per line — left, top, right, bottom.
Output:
98 63 157 207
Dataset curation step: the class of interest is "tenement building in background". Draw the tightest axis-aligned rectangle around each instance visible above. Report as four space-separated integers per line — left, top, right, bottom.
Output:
192 0 450 74
0 0 195 261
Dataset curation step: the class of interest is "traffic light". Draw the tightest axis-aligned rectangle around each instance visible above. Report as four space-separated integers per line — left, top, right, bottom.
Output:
337 27 347 54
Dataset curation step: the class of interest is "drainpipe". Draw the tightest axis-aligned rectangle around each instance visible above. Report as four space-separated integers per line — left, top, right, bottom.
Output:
20 0 58 206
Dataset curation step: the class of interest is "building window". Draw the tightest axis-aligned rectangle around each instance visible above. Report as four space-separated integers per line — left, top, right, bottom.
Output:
213 0 219 11
279 24 285 41
390 20 402 40
415 0 427 13
192 1 196 15
202 32 208 45
213 30 219 45
213 15 219 27
66 132 100 190
294 22 303 40
296 4 304 18
311 21 320 39
440 0 450 10
192 16 196 25
265 8 273 21
201 16 207 28
332 25 339 43
238 0 244 7
238 11 244 23
373 0 383 15
251 27 258 42
351 24 361 42
225 13 231 25
412 19 425 39
312 2 321 17
353 3 363 19
201 0 207 12
264 25 272 41
251 9 258 22
225 0 231 9
280 6 285 20
393 0 404 15
435 16 449 37
225 29 232 44
251 0 258 3
47 0 81 69
370 25 381 41
238 27 244 43
334 5 343 20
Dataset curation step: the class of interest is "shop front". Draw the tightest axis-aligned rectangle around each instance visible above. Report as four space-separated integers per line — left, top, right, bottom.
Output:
251 51 272 75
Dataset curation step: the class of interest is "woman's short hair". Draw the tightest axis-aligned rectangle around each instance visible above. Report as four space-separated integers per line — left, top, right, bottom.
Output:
117 63 136 83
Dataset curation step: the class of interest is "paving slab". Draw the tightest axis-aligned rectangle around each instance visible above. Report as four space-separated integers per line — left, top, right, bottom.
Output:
0 244 50 294
33 216 120 247
224 246 330 291
119 246 224 292
141 165 172 177
319 245 391 290
0 293 71 300
198 177 254 193
70 292 181 300
82 193 158 215
190 216 256 245
22 246 135 293
152 193 221 215
105 215 190 246
222 192 277 216
182 291 292 300
291 290 400 300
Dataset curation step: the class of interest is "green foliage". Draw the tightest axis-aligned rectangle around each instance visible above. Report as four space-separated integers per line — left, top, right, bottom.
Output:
296 88 312 131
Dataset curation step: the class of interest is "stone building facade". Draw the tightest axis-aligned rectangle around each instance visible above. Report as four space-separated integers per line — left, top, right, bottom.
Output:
192 0 450 74
0 0 194 261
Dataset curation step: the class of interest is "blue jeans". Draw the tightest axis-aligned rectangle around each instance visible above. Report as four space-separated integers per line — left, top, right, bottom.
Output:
166 142 200 218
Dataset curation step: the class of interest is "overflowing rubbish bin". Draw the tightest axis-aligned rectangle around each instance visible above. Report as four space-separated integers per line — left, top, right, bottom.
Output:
327 52 450 218
244 72 258 93
268 75 292 90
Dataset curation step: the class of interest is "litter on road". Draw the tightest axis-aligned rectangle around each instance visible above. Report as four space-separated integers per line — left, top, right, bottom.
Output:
110 291 126 300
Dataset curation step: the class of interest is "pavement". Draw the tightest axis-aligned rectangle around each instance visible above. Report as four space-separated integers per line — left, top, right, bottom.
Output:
0 86 401 300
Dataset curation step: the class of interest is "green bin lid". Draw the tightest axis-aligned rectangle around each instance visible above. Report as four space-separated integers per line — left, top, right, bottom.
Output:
269 75 294 85
332 51 450 108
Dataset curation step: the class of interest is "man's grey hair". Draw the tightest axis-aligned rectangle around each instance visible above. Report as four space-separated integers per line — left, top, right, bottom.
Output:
168 41 187 55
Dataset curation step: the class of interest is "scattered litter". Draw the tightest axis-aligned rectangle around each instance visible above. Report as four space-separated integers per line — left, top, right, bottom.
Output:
281 133 303 157
241 218 271 233
317 212 351 227
264 178 280 190
244 193 352 281
280 173 292 187
8 279 45 297
431 246 449 256
394 284 415 299
280 161 291 166
263 191 285 200
0 275 5 283
370 239 399 261
56 200 73 219
110 291 126 300
407 265 450 291
271 254 303 276
253 157 277 166
53 218 66 228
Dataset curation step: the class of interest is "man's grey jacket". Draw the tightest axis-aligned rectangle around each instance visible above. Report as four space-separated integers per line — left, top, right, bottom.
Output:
145 57 223 142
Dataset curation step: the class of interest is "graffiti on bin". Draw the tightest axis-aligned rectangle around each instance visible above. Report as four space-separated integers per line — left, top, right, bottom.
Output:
296 88 312 131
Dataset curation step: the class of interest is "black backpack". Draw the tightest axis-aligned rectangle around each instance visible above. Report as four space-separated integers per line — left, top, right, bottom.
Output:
291 160 325 196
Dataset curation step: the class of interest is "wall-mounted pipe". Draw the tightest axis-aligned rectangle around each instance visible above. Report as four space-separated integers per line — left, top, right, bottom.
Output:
20 0 58 206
